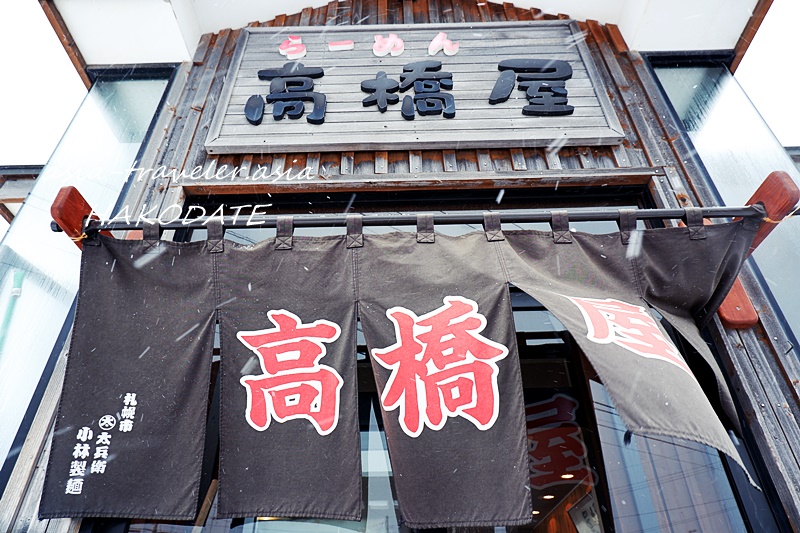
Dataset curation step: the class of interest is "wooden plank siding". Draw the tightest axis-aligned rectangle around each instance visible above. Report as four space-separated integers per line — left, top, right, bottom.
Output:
204 22 625 154
139 15 657 210
6 1 800 530
115 2 800 529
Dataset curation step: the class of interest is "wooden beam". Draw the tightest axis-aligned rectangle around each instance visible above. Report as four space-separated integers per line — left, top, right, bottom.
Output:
730 0 773 73
39 0 92 89
744 170 800 256
179 167 662 195
0 178 35 203
0 204 14 224
718 170 799 328
50 186 111 249
605 23 629 54
194 479 219 527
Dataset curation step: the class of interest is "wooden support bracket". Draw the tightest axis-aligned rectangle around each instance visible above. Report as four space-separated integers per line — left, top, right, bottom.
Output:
718 171 800 328
50 186 111 249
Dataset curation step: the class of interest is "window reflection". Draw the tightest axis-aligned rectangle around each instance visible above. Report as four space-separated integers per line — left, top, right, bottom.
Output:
655 65 800 346
592 381 747 533
0 77 169 492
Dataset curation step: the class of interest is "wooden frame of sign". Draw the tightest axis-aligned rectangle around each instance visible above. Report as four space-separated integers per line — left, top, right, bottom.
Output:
204 21 625 154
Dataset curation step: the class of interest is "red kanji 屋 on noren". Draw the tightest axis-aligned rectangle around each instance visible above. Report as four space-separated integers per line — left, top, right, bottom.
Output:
565 296 694 377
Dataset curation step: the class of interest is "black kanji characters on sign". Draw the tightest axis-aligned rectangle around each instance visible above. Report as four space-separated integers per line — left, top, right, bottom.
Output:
360 61 455 120
519 80 572 116
398 60 455 120
498 59 572 81
246 56 576 125
361 71 400 112
489 59 574 116
245 61 327 125
399 60 454 92
411 80 455 119
489 70 516 105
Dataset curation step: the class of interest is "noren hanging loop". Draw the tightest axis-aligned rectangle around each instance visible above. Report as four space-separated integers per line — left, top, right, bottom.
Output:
61 205 767 233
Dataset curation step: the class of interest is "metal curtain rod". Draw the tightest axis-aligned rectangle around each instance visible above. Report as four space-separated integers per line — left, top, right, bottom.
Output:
70 205 766 232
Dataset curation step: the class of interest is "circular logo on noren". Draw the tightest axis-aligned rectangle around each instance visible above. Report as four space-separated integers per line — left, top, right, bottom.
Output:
98 415 116 430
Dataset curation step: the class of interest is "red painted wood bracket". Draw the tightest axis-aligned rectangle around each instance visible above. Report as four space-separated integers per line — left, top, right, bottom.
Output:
718 278 758 329
743 170 800 257
719 171 800 329
50 186 111 250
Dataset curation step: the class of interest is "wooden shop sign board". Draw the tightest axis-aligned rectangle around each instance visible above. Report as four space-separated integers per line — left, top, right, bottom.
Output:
205 21 625 154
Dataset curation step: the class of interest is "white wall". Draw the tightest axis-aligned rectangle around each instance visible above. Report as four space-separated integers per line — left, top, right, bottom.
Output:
617 0 755 51
54 0 192 64
0 0 86 165
52 0 760 65
511 0 757 51
190 0 760 53
192 0 330 35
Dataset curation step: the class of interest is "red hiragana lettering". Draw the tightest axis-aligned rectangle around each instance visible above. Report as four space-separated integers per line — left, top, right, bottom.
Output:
373 33 405 57
278 35 307 60
371 296 509 437
238 310 343 435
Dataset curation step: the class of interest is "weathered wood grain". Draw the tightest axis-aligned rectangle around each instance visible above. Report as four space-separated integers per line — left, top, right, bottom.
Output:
179 167 660 195
478 2 492 22
206 22 623 154
326 1 337 25
408 150 422 173
503 2 519 21
709 319 800 530
509 148 527 170
413 0 429 24
403 0 414 23
374 151 389 173
0 337 70 532
192 33 213 65
285 11 301 26
311 5 327 26
428 0 441 23
299 7 313 25
377 0 389 23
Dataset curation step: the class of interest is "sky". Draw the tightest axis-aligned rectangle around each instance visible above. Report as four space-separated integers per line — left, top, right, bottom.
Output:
0 0 798 167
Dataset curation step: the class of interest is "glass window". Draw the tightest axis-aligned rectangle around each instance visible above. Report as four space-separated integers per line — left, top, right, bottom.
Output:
654 65 800 345
0 76 169 492
592 381 746 532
